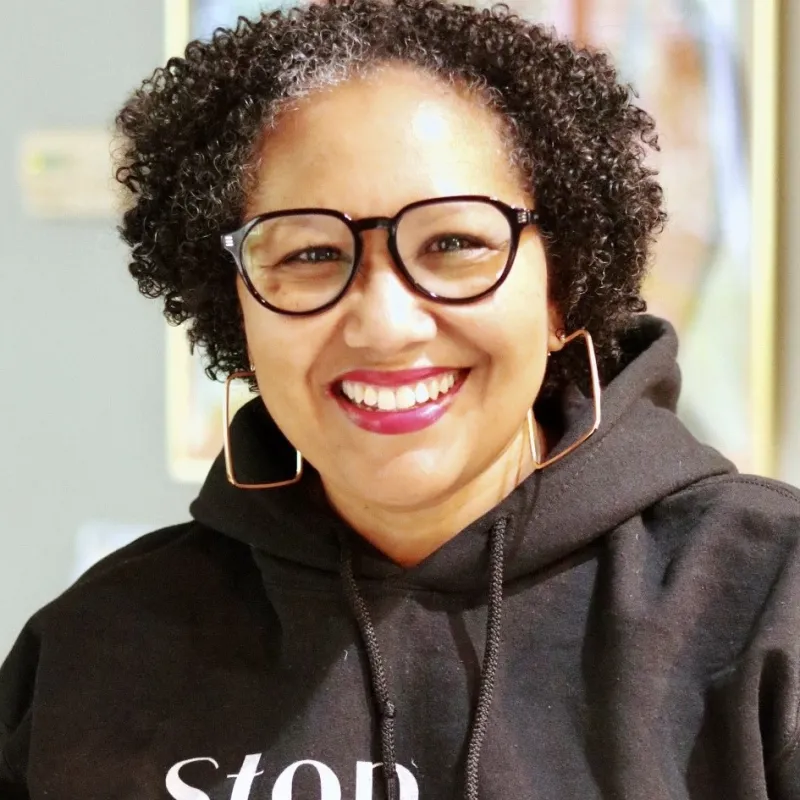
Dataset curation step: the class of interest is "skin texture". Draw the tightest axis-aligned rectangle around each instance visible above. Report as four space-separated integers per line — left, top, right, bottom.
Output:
240 67 563 564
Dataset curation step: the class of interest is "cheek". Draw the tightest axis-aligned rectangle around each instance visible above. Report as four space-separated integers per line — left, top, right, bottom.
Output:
239 292 333 410
248 322 310 388
246 318 317 447
508 237 550 299
488 252 550 349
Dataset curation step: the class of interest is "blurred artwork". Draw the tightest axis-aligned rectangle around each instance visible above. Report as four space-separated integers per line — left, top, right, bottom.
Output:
491 0 756 469
191 0 278 34
166 0 765 481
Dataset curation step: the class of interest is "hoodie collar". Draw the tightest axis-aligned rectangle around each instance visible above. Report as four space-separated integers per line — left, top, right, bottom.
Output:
191 316 735 592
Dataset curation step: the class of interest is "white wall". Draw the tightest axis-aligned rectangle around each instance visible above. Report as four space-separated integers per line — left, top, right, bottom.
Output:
0 0 196 655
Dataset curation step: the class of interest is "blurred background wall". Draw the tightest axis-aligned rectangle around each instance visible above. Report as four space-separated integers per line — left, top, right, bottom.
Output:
780 0 800 488
0 0 196 654
0 0 798 656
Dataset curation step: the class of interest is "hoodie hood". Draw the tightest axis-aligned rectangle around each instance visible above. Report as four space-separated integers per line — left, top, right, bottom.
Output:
190 315 735 590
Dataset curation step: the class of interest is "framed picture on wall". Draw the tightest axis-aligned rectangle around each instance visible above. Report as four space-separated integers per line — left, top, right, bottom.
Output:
162 0 780 482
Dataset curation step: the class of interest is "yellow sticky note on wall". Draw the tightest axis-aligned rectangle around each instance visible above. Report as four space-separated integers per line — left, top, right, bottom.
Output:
18 129 119 219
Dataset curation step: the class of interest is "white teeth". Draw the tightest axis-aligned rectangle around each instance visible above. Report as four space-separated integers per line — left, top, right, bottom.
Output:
377 388 396 411
363 386 378 407
396 386 417 410
339 371 462 411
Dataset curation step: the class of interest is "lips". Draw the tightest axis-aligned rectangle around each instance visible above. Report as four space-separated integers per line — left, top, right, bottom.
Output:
330 367 469 435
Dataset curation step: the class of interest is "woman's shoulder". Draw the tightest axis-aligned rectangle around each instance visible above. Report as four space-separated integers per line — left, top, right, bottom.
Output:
648 472 800 564
38 521 258 628
69 521 200 585
68 521 218 587
663 472 800 523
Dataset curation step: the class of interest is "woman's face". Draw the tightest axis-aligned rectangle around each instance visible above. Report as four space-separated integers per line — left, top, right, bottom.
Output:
239 66 562 512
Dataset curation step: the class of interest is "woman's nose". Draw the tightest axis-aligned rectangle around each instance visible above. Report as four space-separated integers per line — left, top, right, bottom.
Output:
341 235 437 355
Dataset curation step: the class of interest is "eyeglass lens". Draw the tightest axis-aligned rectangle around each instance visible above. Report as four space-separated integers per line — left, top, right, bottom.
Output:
240 200 514 313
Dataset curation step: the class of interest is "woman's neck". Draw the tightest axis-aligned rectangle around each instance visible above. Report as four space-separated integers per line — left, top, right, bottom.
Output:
323 418 544 567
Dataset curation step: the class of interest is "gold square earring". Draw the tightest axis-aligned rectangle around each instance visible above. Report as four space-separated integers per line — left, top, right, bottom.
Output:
529 329 601 470
222 371 304 490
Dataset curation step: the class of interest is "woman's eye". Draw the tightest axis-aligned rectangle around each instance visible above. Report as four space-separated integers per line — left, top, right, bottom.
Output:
284 246 343 264
428 235 483 253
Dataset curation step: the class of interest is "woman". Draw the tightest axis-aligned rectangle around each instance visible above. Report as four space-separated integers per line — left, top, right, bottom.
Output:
2 1 799 798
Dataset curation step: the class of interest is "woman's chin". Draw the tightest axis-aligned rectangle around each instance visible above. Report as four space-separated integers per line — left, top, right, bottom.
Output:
326 456 466 513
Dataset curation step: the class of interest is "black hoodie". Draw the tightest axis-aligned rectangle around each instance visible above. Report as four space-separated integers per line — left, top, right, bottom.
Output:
2 316 800 800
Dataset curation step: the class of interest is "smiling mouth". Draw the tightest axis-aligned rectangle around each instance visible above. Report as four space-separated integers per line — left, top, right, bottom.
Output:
334 369 467 412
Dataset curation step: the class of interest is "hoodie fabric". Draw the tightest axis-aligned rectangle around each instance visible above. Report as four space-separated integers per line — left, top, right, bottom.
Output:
2 315 800 800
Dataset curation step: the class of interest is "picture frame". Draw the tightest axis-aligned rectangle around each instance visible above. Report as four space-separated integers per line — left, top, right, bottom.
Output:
162 0 781 482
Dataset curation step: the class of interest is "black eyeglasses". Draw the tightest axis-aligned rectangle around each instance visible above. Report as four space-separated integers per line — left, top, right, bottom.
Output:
221 194 539 316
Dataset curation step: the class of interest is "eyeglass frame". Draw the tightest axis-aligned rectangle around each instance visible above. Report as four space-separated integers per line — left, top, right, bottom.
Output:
220 194 540 317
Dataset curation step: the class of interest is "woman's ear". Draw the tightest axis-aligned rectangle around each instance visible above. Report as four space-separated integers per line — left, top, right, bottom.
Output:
547 302 566 354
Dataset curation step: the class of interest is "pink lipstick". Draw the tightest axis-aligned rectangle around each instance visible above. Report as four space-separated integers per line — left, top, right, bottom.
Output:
331 368 467 435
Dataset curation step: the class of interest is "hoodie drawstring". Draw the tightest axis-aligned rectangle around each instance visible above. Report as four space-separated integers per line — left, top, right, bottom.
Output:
339 516 508 800
340 535 400 800
463 516 507 800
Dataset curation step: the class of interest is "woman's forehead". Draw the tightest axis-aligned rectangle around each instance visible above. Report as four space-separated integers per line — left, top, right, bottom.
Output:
246 67 527 216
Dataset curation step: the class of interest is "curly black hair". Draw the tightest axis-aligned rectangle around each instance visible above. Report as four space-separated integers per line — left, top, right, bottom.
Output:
115 0 665 400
